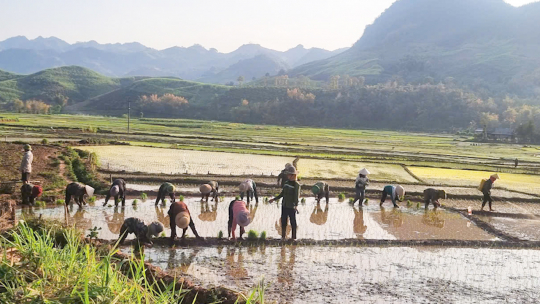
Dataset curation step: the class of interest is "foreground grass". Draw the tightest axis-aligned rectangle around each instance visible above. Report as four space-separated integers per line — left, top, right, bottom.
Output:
0 222 264 303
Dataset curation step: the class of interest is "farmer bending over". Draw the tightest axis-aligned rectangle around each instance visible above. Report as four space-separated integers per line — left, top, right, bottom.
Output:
228 199 251 240
380 185 404 208
155 182 176 206
423 188 446 209
312 181 330 204
168 200 203 243
352 168 370 206
270 166 300 240
104 178 126 207
65 182 94 207
200 181 219 203
239 179 258 204
118 217 163 245
21 183 42 206
481 174 499 212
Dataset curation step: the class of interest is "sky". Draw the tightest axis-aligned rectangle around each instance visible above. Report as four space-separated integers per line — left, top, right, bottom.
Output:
0 0 538 53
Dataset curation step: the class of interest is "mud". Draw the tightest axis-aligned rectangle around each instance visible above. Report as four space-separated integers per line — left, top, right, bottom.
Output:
16 197 494 241
127 245 540 303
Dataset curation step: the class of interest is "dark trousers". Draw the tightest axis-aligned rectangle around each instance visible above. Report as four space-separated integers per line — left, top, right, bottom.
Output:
21 172 30 182
281 207 297 239
353 188 365 205
482 192 493 209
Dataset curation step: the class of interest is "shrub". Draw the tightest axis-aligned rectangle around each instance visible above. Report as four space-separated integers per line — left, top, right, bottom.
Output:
247 230 259 240
259 231 267 241
218 230 224 239
41 138 49 144
338 193 346 200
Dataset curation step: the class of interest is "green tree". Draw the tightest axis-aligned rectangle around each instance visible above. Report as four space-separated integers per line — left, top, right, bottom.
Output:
237 76 244 86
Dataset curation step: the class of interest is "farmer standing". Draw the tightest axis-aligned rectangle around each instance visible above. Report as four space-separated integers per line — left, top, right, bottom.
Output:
380 185 405 208
200 181 219 203
311 181 330 204
270 166 300 240
155 182 176 206
168 200 204 243
481 174 499 212
423 188 446 209
227 199 251 240
20 144 33 183
239 179 258 204
103 178 127 207
65 182 94 207
352 168 370 206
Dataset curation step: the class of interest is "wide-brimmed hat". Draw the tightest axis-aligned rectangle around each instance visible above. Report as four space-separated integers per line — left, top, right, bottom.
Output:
285 163 293 169
237 211 251 227
200 184 212 194
438 189 447 199
147 222 164 237
396 185 405 198
490 174 500 180
239 181 250 193
85 185 95 197
110 185 120 196
175 212 190 229
165 183 175 193
24 144 32 151
359 168 370 176
312 184 321 194
284 166 298 175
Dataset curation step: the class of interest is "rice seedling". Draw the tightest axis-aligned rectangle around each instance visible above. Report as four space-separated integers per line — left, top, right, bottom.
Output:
263 197 269 203
41 138 49 144
301 197 306 204
178 195 185 201
56 199 65 205
235 195 241 200
407 200 413 207
132 199 139 205
35 201 46 207
259 231 267 241
140 192 148 201
338 193 346 200
87 196 97 203
247 230 259 240
86 226 101 239
218 230 224 239
160 232 166 237
365 198 369 205
349 197 355 204
416 202 421 208
162 199 168 206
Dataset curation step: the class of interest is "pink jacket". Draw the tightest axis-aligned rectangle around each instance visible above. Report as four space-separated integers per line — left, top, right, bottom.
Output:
231 200 249 239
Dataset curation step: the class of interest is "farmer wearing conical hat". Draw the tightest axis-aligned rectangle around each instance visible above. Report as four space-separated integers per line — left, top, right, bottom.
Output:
20 144 33 183
312 181 330 204
20 183 42 206
380 185 404 208
270 165 300 240
104 178 127 207
353 168 370 206
168 200 203 243
228 199 251 240
239 179 258 204
277 163 294 188
200 181 219 203
155 182 176 206
481 174 499 212
423 188 447 209
118 217 163 245
65 182 94 207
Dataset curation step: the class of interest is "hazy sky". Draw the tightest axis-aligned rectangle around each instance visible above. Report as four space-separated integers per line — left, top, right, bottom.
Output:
0 0 538 52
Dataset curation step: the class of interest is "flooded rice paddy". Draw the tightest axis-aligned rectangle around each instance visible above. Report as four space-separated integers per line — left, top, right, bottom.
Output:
133 245 540 303
17 197 495 241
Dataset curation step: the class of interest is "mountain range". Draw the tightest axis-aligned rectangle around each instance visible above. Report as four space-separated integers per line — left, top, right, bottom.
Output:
0 36 347 84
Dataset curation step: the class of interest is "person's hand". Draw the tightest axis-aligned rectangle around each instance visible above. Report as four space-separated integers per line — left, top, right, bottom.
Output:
295 206 299 213
269 199 275 203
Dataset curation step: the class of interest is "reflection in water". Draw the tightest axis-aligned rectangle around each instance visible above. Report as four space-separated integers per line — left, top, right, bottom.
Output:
155 206 170 229
198 201 218 222
226 247 248 280
276 218 292 237
249 203 258 221
422 210 446 229
103 206 125 234
380 207 404 228
353 206 367 239
168 247 200 272
310 202 329 226
277 245 297 304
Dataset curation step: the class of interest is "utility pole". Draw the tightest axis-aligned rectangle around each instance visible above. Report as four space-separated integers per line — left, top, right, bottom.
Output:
128 101 131 134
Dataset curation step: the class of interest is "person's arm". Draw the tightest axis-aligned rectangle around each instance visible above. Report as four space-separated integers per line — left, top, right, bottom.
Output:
189 218 202 239
277 174 282 187
231 215 238 240
270 189 284 202
325 185 330 203
104 193 110 206
155 185 164 205
228 201 234 238
169 209 176 242
253 183 259 204
294 182 300 208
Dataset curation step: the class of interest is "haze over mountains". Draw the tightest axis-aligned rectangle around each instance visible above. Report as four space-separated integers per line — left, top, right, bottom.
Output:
0 36 347 84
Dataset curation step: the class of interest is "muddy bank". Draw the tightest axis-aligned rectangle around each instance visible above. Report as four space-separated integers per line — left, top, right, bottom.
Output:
0 199 16 231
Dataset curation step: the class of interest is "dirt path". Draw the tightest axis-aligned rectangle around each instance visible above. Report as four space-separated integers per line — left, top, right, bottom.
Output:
58 159 73 183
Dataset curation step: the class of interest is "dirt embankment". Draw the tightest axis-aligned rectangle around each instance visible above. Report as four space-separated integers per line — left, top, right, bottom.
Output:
0 200 15 231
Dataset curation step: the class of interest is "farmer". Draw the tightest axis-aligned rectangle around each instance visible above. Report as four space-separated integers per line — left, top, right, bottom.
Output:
168 199 204 243
118 217 164 245
228 199 251 240
311 181 330 204
380 185 405 208
155 182 176 206
277 163 294 188
20 144 33 183
200 181 219 203
65 182 94 207
481 174 499 212
239 179 259 204
270 166 300 240
423 188 447 209
515 158 519 168
20 183 42 206
103 178 127 207
352 168 370 206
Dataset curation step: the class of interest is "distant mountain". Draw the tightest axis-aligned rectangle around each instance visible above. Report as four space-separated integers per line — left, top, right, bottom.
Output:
0 66 140 103
290 0 540 96
0 36 348 84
